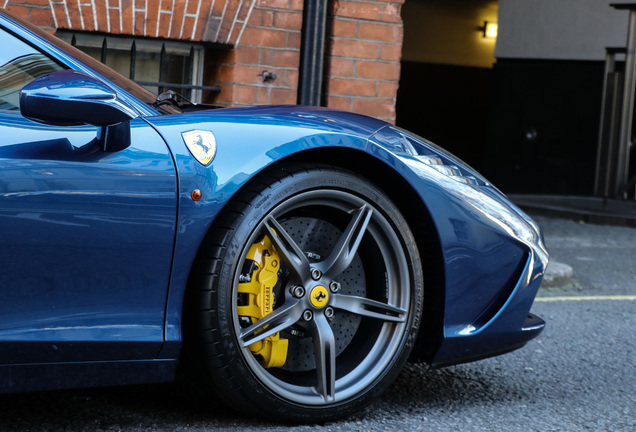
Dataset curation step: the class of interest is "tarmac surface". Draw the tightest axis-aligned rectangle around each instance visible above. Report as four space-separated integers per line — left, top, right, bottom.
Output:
0 213 634 431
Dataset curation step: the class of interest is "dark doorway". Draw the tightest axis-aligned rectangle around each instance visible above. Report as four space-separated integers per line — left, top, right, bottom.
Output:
396 0 498 172
396 62 492 172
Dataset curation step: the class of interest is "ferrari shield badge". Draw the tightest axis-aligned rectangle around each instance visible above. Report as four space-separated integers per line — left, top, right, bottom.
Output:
182 130 217 166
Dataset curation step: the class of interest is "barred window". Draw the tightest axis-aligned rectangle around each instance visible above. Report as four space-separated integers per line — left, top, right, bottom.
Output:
57 32 219 104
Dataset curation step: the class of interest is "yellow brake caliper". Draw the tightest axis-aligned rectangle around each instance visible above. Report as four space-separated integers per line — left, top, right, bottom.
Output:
237 235 289 368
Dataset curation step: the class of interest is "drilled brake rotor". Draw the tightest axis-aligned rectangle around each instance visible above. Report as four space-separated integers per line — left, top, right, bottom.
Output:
278 217 365 372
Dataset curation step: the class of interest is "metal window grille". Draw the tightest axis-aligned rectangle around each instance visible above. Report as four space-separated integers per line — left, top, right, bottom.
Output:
63 33 220 103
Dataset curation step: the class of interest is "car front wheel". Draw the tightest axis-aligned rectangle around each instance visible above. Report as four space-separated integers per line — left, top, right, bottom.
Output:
191 164 423 422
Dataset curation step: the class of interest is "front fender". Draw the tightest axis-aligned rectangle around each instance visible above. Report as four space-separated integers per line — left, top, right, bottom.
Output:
144 107 383 357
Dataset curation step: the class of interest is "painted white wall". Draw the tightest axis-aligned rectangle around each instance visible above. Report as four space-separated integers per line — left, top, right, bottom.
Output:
496 0 633 60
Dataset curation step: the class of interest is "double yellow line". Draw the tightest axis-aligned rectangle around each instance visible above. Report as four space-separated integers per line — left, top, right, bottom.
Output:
536 295 636 302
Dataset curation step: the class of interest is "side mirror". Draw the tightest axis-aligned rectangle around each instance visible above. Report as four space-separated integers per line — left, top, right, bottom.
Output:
20 70 137 151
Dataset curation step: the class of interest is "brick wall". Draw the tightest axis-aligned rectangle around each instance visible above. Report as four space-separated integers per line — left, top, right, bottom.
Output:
2 0 404 123
326 0 404 123
3 0 56 31
214 0 303 106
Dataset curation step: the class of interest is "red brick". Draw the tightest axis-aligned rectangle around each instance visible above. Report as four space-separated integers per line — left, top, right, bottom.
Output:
275 11 302 30
356 60 400 80
217 0 240 42
329 78 376 97
272 49 299 68
110 8 122 33
259 48 273 66
270 88 296 105
290 0 303 11
353 98 395 120
287 30 301 49
378 81 399 98
161 0 174 12
80 5 95 31
380 43 402 62
333 1 382 21
220 48 237 65
263 10 275 27
358 22 402 43
186 0 200 14
327 96 353 112
52 3 71 27
328 58 355 77
330 39 379 59
256 86 270 103
382 2 403 24
228 24 243 44
234 46 261 65
18 0 49 5
168 1 186 39
284 69 298 87
212 0 225 16
6 5 28 20
146 0 159 37
237 1 252 21
241 27 287 47
256 0 289 9
219 64 236 83
234 85 258 103
248 9 263 26
234 65 269 83
181 16 196 39
331 19 357 39
194 8 212 41
29 7 55 28
65 0 81 29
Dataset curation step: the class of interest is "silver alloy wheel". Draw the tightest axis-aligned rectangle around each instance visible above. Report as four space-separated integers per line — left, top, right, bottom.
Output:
232 189 412 405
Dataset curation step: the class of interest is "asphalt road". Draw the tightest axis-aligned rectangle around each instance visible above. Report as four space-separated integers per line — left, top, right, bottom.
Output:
0 215 634 431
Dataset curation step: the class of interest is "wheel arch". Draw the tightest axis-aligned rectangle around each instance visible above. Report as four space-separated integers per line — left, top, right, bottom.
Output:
180 145 446 367
268 147 446 363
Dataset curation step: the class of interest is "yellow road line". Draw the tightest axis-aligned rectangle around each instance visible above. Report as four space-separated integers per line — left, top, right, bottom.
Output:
535 295 636 302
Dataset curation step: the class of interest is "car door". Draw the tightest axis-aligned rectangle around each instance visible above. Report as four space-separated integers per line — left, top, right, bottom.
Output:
0 27 177 364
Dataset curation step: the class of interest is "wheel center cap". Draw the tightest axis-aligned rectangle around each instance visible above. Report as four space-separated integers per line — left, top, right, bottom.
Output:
310 285 329 308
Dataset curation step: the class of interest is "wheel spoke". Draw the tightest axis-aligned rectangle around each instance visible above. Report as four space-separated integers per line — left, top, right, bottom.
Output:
263 215 311 282
331 294 407 322
310 314 336 402
239 300 302 348
322 204 373 279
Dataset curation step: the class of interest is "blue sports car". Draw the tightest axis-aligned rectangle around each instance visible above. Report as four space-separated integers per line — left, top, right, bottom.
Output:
0 8 548 422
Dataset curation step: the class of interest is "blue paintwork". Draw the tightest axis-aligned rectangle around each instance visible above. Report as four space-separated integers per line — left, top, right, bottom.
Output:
0 113 176 365
20 70 137 126
0 8 547 392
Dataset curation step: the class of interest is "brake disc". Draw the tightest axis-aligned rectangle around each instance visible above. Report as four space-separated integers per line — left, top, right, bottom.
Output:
278 217 364 373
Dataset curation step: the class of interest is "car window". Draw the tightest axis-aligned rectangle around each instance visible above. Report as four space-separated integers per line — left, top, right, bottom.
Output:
0 28 63 112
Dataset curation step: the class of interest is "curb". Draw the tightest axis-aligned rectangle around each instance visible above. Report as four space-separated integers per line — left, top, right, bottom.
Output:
542 261 573 288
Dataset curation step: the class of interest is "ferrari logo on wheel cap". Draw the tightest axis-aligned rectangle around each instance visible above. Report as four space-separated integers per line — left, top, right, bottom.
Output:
182 130 217 166
310 285 329 308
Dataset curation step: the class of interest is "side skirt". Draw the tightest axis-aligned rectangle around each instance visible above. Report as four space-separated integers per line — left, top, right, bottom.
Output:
0 359 177 394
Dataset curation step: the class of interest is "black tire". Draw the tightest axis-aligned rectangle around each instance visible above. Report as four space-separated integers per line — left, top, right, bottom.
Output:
191 164 423 422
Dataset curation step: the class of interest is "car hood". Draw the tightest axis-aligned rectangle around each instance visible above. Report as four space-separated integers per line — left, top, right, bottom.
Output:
147 104 390 141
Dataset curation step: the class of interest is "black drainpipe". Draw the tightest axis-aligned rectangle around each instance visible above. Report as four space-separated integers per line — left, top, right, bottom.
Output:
297 0 328 106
